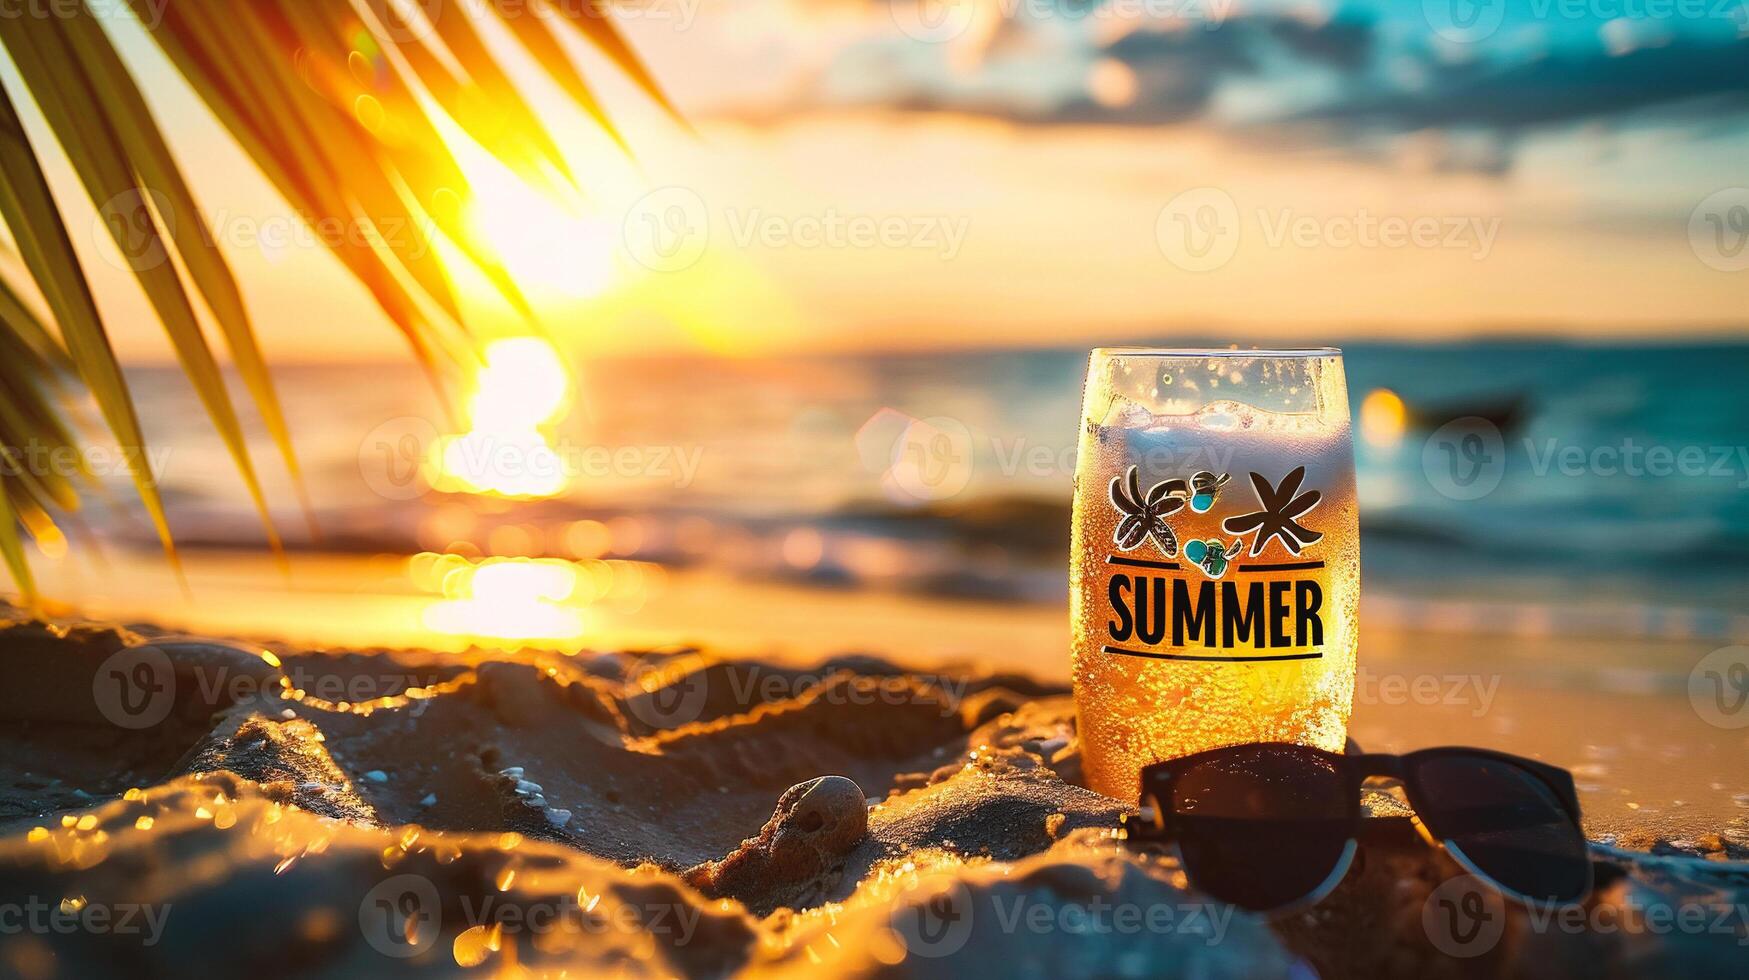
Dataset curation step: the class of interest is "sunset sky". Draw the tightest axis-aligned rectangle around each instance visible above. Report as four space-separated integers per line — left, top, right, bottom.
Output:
4 0 1747 362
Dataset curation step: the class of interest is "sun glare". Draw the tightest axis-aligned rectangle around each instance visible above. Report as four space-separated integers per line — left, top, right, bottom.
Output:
424 337 574 499
464 168 619 299
433 107 623 301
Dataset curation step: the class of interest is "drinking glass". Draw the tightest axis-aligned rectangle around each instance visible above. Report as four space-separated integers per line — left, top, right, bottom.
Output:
1070 348 1360 800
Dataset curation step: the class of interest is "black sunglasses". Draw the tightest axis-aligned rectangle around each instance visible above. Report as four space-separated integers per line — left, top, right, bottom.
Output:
1123 742 1593 913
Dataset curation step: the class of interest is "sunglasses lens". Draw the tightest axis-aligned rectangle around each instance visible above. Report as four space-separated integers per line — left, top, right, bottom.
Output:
1169 745 1353 912
1410 754 1591 904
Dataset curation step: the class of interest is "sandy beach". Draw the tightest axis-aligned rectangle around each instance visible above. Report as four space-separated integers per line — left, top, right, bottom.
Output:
20 547 1749 847
1 601 1745 976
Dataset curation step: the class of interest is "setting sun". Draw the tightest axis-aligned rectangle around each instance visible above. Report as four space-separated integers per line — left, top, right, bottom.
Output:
462 166 620 301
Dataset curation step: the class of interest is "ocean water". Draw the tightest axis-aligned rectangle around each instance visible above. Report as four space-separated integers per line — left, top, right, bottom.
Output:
68 342 1749 638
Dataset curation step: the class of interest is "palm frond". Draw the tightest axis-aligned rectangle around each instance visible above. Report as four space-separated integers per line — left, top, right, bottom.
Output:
0 0 679 599
0 485 32 607
559 0 689 128
361 0 580 188
62 8 319 537
0 13 287 559
0 80 182 597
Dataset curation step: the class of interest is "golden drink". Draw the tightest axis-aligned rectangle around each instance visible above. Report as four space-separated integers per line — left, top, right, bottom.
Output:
1070 349 1360 800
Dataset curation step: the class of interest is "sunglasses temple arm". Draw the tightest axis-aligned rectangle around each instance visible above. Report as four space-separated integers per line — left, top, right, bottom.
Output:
1122 802 1173 841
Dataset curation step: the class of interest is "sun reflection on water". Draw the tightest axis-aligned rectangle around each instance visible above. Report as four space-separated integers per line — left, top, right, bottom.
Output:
412 338 663 650
410 553 664 652
1359 387 1407 450
425 338 573 499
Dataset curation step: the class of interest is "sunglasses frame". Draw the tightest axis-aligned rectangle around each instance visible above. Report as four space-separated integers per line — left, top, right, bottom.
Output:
1126 742 1593 914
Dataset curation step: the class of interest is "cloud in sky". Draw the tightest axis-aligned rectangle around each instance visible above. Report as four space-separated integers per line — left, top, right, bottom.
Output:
696 0 1749 169
58 0 1747 360
579 0 1748 351
1299 34 1749 130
